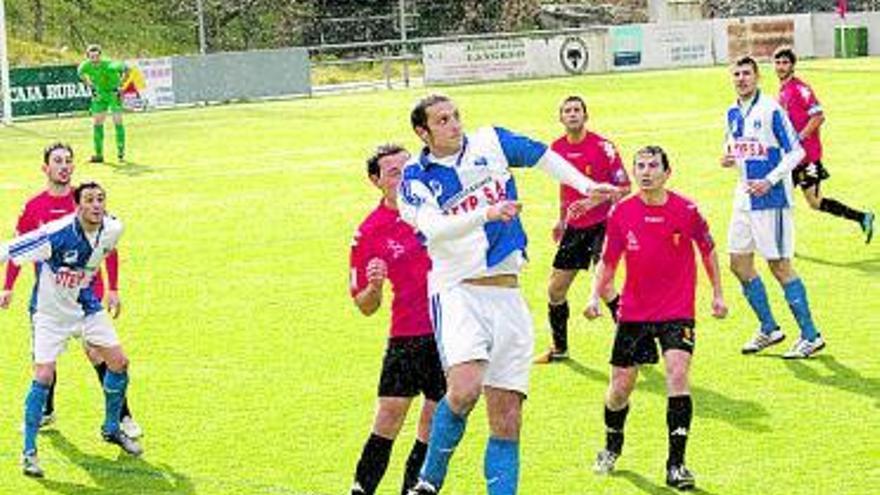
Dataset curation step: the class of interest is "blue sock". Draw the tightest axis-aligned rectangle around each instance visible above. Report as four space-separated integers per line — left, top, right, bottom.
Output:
419 397 467 489
783 278 819 341
24 381 50 454
102 370 129 433
484 437 519 495
741 277 778 334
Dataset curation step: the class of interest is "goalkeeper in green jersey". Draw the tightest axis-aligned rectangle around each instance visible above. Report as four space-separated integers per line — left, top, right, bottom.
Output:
78 45 129 163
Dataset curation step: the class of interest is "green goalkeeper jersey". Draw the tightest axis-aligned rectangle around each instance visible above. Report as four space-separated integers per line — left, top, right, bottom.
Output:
77 59 126 97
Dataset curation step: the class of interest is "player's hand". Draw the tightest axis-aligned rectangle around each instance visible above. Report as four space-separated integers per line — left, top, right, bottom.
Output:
0 290 12 309
487 201 522 222
567 198 596 221
366 258 388 290
711 296 728 319
106 290 122 319
552 221 565 244
746 179 771 197
583 297 602 320
720 154 736 168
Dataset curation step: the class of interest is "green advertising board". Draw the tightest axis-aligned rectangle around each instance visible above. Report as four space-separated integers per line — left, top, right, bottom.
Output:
10 65 91 117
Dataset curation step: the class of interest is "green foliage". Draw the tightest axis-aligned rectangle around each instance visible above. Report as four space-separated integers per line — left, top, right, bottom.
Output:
0 58 878 494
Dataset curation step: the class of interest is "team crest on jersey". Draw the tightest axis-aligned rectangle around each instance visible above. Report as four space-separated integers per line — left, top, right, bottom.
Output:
428 180 444 197
672 230 682 246
753 119 762 130
400 181 423 207
62 250 79 264
474 156 488 167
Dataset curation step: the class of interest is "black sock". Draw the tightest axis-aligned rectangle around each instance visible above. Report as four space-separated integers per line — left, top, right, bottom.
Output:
44 370 57 415
819 198 865 223
604 404 629 454
401 439 428 495
548 301 569 352
605 295 621 323
667 395 693 468
354 433 394 494
95 362 132 419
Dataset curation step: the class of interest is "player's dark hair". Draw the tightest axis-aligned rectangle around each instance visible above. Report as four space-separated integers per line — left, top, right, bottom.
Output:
43 142 74 164
411 94 451 130
86 44 102 55
734 55 759 74
367 144 407 178
635 145 670 171
560 95 587 114
74 181 104 204
773 47 797 65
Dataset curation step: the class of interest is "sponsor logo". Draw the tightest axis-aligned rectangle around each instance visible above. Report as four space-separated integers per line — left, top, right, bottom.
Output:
54 267 86 289
626 230 640 251
645 216 665 224
386 239 405 259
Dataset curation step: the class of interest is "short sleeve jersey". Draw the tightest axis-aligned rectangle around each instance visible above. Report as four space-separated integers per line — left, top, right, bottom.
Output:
551 131 630 228
350 202 432 338
602 192 714 322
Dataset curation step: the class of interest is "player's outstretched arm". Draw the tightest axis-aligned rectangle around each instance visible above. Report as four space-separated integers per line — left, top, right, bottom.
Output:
0 229 52 266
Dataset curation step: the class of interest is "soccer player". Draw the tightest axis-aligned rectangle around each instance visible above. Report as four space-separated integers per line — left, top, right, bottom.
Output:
585 145 727 491
400 94 618 495
348 144 446 495
773 47 874 243
1 181 143 478
78 44 128 163
722 56 824 359
535 95 631 364
1 143 141 439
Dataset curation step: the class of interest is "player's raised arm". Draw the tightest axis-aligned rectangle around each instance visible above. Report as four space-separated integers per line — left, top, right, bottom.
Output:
0 229 52 265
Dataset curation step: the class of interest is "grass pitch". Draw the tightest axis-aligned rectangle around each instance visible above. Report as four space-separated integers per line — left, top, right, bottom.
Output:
0 57 878 494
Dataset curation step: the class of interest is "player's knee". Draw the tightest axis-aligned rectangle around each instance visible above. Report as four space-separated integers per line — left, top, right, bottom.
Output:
374 407 406 438
34 365 55 385
106 353 129 372
446 382 481 415
768 261 794 283
547 279 569 303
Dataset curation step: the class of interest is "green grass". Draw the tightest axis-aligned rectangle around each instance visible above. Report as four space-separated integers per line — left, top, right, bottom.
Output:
0 58 878 494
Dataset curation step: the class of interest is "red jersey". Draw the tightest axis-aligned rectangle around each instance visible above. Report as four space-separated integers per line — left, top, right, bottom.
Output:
603 192 714 322
778 77 823 163
552 131 629 229
349 202 432 338
4 190 117 299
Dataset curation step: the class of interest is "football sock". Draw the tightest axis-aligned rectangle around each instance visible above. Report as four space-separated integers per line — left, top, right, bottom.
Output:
401 439 428 495
420 398 467 489
354 433 394 495
484 437 519 495
24 381 50 454
783 278 819 341
115 123 126 157
95 362 132 419
93 124 104 157
605 295 621 323
43 369 56 416
819 198 865 223
742 277 778 334
667 395 692 467
102 370 128 433
548 300 569 352
604 403 629 454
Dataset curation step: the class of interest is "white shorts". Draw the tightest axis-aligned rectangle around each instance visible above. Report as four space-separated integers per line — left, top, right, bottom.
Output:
31 311 119 364
429 284 534 395
728 208 795 260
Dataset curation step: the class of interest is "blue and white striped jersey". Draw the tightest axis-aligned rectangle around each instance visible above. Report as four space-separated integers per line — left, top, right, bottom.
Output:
0 213 123 319
398 126 547 292
725 90 805 211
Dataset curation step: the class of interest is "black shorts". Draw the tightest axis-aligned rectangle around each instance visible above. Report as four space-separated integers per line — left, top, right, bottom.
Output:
792 160 830 190
552 222 606 270
610 320 696 368
378 335 446 401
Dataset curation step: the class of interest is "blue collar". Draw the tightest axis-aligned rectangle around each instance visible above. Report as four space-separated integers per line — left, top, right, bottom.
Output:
418 136 468 169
